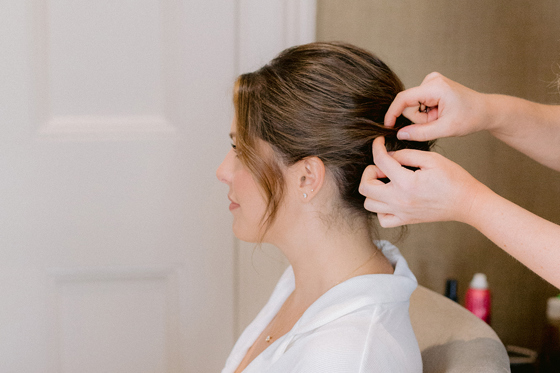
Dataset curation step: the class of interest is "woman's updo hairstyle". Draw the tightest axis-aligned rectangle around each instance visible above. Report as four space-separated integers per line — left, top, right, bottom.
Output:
234 42 434 230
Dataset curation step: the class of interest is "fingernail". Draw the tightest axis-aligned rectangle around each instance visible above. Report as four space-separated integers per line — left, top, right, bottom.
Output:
398 131 410 140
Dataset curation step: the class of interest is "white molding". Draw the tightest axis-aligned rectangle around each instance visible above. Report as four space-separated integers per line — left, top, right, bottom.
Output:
37 115 177 141
46 265 178 281
285 0 317 46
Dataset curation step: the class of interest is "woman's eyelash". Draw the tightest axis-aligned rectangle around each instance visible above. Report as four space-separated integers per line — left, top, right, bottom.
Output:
231 143 237 150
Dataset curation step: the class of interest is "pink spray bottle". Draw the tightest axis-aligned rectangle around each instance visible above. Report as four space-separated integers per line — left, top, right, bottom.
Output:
465 273 491 324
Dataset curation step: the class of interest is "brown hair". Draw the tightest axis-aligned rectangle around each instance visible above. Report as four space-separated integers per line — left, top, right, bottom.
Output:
234 42 433 233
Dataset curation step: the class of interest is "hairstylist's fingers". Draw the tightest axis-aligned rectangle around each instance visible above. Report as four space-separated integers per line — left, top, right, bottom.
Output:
359 164 399 203
401 106 430 125
359 165 386 197
363 198 391 214
400 105 441 128
372 137 411 180
361 164 387 182
389 148 437 169
384 86 443 128
360 182 397 207
421 71 445 84
396 119 449 142
377 213 406 228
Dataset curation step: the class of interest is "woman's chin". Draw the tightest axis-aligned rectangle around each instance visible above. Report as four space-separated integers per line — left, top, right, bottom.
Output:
232 217 275 244
232 225 259 243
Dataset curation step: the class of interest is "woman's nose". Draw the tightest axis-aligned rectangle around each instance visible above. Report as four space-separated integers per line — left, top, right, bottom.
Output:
216 151 233 184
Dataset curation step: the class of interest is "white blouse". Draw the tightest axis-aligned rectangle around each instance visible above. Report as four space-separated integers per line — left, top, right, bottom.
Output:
222 241 422 373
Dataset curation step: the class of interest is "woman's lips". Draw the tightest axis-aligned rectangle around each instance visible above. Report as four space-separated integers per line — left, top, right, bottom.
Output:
228 196 240 211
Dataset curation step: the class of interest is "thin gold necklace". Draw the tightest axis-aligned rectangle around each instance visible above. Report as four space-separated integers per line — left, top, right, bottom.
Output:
332 249 379 288
264 295 302 343
264 248 380 343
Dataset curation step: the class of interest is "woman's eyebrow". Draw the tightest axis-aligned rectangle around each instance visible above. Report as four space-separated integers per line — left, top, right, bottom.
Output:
229 132 236 139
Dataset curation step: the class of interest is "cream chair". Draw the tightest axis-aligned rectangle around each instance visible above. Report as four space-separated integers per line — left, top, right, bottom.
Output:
410 286 511 373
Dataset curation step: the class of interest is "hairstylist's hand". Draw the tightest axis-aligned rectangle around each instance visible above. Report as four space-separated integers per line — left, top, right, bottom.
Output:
359 137 489 227
385 72 490 141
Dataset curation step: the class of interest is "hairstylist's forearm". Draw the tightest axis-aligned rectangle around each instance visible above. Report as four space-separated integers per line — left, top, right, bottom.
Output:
487 94 560 171
462 186 560 288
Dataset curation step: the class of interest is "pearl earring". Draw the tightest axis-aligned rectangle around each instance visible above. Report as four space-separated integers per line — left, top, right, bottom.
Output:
303 193 308 198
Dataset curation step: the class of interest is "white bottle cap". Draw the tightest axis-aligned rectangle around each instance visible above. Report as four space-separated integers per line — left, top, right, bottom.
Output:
470 273 488 289
547 296 560 320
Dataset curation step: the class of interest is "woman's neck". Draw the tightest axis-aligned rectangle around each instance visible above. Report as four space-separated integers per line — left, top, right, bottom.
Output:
270 217 394 306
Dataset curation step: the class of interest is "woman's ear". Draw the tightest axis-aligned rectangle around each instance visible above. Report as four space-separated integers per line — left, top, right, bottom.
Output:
296 156 325 201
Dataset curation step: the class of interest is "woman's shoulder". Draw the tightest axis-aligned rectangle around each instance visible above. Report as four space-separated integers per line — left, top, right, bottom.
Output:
271 310 421 373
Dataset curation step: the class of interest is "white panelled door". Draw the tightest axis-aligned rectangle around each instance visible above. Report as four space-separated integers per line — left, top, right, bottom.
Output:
1 1 236 372
0 1 315 372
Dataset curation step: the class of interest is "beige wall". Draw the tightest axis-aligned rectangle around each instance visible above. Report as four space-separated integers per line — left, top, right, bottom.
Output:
317 0 560 349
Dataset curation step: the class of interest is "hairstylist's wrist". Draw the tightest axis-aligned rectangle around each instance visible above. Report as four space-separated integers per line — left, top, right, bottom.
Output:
484 94 534 138
478 93 505 135
455 180 495 228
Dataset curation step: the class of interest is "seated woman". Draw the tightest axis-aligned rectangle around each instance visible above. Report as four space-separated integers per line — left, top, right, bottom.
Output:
217 42 433 373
